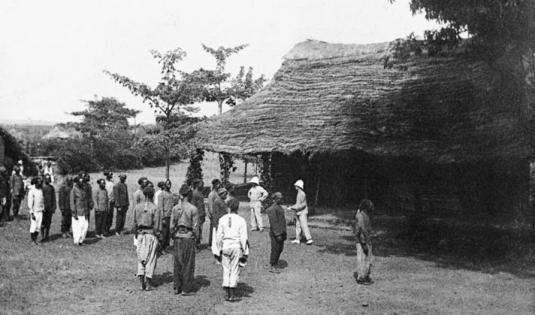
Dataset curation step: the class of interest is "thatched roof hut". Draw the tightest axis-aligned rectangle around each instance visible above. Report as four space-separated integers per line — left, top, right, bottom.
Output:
197 39 534 220
199 39 531 162
0 126 34 176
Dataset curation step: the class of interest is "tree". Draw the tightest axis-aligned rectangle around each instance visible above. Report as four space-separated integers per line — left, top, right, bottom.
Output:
104 48 199 178
389 0 534 56
187 44 266 114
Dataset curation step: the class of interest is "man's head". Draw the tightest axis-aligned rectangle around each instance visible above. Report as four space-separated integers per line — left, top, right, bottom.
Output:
157 181 165 190
97 179 106 189
83 172 90 183
146 180 154 189
47 161 52 167
192 179 203 191
227 198 239 213
17 160 23 166
249 176 260 187
211 178 221 190
164 179 172 191
103 171 113 181
294 179 304 191
217 187 228 200
272 192 283 204
119 174 127 182
34 176 43 188
0 166 7 177
179 183 192 200
75 174 84 187
358 199 374 213
13 165 20 174
143 186 155 201
65 176 74 187
44 174 52 184
138 177 148 188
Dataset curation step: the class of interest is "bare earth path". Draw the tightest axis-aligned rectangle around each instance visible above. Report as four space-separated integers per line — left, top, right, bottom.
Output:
1 164 534 314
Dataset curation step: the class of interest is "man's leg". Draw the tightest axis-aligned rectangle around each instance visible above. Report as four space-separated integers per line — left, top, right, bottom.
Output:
196 216 205 248
298 212 312 241
72 216 80 244
173 238 182 293
12 197 21 218
250 207 257 230
183 238 196 293
80 216 88 242
115 208 124 234
269 233 277 266
95 212 102 236
254 204 263 231
294 215 302 243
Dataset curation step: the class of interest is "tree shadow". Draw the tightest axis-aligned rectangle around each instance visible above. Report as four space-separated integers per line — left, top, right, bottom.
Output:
193 275 211 292
152 272 173 287
316 216 535 278
236 282 254 298
277 259 288 269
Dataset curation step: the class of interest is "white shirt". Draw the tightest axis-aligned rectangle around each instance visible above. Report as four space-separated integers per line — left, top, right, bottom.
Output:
105 179 114 202
28 187 45 213
154 190 163 207
248 186 268 203
215 213 248 251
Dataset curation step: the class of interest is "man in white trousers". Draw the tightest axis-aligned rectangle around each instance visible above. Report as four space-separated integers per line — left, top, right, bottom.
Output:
70 174 91 245
247 176 268 232
28 176 44 245
289 180 313 245
213 198 248 302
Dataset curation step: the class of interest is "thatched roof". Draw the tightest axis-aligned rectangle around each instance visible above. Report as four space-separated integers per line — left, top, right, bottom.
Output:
0 126 33 174
43 126 82 140
198 39 534 163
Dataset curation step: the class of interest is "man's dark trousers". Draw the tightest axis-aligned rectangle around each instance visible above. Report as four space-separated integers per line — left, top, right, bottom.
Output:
173 237 196 293
270 232 285 266
115 206 128 233
61 209 72 234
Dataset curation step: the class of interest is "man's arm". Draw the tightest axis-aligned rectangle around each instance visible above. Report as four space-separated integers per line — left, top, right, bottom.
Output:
192 207 199 240
259 186 269 202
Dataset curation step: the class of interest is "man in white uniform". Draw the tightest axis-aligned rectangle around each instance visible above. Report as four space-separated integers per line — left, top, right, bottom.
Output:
28 176 44 245
247 176 268 232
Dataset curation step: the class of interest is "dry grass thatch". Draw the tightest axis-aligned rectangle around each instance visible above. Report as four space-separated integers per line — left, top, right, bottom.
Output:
197 39 534 163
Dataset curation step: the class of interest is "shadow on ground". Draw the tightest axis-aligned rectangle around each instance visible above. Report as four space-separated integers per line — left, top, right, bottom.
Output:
315 216 535 278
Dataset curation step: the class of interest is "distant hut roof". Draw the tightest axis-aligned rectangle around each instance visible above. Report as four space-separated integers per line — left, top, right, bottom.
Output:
0 126 33 172
198 39 533 163
43 126 81 140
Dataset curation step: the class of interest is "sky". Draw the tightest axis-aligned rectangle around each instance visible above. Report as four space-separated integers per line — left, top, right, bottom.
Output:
0 0 440 125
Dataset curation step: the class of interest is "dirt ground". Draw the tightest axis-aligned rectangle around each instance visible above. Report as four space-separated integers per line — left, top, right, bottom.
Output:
1 164 534 314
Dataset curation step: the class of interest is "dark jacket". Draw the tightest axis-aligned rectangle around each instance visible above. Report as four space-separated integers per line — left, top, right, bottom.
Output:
10 174 24 197
42 183 56 212
0 176 9 198
58 184 72 212
157 190 174 218
94 188 109 212
266 203 287 237
191 190 206 218
84 183 94 210
70 184 90 216
113 182 129 208
211 197 228 227
170 200 199 238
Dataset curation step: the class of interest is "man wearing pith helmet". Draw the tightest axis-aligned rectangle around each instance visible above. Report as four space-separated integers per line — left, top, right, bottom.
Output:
247 176 268 232
288 179 313 245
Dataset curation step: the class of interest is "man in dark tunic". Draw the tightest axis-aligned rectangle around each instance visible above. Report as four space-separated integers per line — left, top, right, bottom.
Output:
10 165 24 219
157 179 174 253
113 174 129 235
170 184 199 295
58 177 73 238
265 192 287 273
94 179 109 238
0 167 9 226
133 186 161 291
210 187 229 253
41 174 56 242
191 179 206 249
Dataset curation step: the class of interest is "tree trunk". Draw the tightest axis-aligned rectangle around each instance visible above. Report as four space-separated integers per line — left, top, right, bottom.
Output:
165 146 170 180
218 100 223 115
244 160 248 183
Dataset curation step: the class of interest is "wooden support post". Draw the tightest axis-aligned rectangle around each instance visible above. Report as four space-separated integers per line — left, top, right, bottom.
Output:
244 160 248 183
